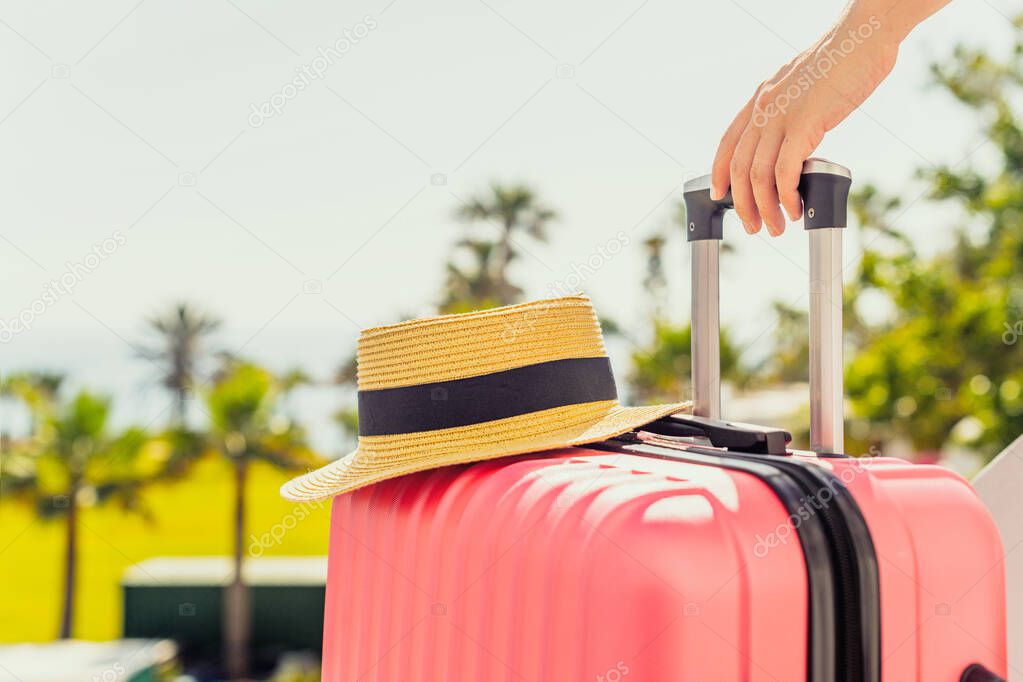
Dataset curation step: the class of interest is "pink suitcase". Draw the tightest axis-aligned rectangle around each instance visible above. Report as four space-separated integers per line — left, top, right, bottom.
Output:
319 161 1007 681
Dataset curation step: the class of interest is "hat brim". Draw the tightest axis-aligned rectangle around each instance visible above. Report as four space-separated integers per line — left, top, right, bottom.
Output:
281 401 691 502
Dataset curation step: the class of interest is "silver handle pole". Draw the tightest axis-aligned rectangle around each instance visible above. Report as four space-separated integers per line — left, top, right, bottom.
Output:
684 158 850 453
808 228 845 453
691 240 720 419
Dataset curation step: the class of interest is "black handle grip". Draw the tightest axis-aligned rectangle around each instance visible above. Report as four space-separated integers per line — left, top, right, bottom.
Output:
643 414 791 455
960 664 1005 682
683 158 852 241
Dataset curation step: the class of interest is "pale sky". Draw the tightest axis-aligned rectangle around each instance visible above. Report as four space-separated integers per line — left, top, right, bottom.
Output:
0 0 1014 450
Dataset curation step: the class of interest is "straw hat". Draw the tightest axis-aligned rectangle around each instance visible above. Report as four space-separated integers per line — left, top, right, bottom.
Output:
281 295 691 501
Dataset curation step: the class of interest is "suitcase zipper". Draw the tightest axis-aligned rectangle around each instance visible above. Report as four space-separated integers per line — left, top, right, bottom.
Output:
594 436 881 682
751 452 881 682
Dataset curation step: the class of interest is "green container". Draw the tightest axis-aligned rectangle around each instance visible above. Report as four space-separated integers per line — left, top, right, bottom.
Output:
122 557 326 664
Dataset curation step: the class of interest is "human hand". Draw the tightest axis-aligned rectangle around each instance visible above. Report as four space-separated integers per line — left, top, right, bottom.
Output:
710 12 900 236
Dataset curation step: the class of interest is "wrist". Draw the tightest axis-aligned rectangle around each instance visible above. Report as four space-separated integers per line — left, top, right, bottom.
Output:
843 0 945 46
827 10 901 69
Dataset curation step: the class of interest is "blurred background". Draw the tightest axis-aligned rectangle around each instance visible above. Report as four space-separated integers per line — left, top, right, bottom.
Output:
3 0 1023 679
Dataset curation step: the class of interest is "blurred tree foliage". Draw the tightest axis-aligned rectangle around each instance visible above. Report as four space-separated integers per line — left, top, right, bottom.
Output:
0 356 321 667
627 320 744 403
202 358 322 680
757 301 811 384
0 379 170 639
441 184 556 313
836 30 1023 459
625 213 747 403
1 371 64 433
138 302 221 428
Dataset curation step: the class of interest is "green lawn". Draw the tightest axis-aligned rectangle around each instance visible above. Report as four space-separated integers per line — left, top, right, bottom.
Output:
0 455 331 642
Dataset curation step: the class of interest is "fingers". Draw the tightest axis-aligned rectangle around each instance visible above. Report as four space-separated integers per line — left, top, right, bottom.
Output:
775 136 804 223
750 128 786 236
711 94 756 200
776 132 821 222
713 84 825 237
729 123 761 234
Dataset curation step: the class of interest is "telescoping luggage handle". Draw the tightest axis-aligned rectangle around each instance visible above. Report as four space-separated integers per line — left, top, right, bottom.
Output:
682 158 852 454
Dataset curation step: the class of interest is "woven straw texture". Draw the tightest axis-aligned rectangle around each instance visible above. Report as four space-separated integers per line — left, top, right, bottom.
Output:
356 295 606 390
281 296 691 501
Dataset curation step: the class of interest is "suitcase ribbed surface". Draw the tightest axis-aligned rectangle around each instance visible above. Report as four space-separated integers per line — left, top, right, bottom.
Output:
320 446 1008 681
321 448 808 681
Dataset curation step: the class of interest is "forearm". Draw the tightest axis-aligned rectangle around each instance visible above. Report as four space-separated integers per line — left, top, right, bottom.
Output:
839 0 952 46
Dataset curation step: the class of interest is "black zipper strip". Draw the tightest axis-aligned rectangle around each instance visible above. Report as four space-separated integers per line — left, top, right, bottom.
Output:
755 452 881 682
592 436 880 682
591 437 836 682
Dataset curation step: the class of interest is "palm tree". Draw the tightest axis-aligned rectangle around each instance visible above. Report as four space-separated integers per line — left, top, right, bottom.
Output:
441 239 508 313
1 370 65 433
204 358 321 680
140 303 221 427
443 184 556 312
4 390 159 638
